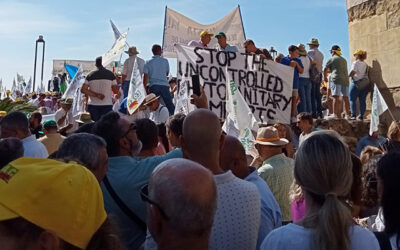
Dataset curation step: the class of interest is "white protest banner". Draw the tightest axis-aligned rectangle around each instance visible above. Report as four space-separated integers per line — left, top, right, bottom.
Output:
370 84 388 136
102 32 127 67
175 44 294 124
163 6 246 58
127 59 146 114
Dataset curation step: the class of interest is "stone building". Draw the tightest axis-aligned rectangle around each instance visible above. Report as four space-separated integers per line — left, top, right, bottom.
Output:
347 0 400 125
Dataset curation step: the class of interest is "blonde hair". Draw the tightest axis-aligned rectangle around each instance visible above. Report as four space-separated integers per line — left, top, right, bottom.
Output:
289 180 303 203
360 146 383 165
387 121 400 140
295 131 353 250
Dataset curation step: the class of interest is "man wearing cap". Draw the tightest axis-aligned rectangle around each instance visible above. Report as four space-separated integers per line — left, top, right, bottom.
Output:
255 126 294 224
54 98 78 135
307 38 324 118
38 120 66 155
243 39 273 60
324 45 350 119
143 44 175 115
215 32 238 52
81 56 120 121
0 158 121 249
188 30 213 48
145 93 169 125
121 46 145 98
280 45 304 123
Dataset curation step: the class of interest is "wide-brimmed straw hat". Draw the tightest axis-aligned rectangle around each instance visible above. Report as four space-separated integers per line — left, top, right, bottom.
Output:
75 112 94 124
144 93 160 105
252 126 289 146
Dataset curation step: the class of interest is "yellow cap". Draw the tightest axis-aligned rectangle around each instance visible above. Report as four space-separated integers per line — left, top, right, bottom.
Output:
0 111 7 116
200 30 213 37
0 158 107 249
6 90 11 94
354 49 364 55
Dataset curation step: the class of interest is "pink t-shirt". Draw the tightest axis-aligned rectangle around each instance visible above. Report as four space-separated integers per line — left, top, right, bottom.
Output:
291 197 306 222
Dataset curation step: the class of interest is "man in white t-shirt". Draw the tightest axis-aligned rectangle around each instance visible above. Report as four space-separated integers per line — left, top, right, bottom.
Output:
81 56 120 121
0 111 48 158
54 98 78 135
144 93 169 125
307 38 324 118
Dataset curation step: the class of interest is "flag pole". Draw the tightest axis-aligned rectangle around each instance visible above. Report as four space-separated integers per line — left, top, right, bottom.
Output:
162 6 167 51
238 5 246 39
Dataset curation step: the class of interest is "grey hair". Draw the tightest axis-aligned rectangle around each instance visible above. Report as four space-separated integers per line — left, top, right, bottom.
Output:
57 133 107 171
149 159 217 236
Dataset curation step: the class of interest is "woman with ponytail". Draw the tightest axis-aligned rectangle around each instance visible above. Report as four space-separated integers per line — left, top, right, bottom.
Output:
261 131 380 250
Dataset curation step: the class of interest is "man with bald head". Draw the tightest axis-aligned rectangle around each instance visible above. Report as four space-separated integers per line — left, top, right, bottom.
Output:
144 158 217 250
220 135 282 249
180 109 261 249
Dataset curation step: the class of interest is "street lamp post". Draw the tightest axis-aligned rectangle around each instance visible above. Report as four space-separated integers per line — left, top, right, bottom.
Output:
33 35 45 92
269 46 277 59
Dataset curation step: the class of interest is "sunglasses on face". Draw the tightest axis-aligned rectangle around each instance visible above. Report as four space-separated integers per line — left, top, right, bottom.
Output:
122 123 137 138
140 184 170 220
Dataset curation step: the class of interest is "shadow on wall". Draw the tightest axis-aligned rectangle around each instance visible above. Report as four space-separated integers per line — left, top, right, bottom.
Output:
369 60 400 129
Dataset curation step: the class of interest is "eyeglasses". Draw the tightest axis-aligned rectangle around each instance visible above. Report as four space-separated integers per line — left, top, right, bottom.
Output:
140 184 170 220
122 123 137 138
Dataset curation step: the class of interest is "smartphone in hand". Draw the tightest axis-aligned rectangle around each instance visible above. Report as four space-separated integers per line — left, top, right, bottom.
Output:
191 74 201 96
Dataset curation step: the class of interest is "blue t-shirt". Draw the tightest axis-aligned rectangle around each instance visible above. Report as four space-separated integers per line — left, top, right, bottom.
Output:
355 135 386 156
280 56 304 89
101 149 182 250
245 167 282 249
143 55 170 87
118 97 128 114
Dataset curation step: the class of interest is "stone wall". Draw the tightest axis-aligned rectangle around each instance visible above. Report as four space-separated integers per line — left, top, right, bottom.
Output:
347 0 400 122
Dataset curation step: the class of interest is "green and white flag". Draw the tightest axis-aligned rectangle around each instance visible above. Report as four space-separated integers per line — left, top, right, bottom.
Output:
102 32 127 67
127 59 146 114
223 69 259 155
370 84 388 136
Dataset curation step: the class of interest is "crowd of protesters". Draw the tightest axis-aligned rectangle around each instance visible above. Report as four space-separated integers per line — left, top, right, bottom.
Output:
0 33 399 250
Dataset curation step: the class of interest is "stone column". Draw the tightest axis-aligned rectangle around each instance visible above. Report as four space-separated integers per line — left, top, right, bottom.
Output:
347 0 400 124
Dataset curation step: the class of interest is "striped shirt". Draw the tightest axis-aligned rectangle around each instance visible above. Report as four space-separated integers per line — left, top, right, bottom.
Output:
85 67 117 106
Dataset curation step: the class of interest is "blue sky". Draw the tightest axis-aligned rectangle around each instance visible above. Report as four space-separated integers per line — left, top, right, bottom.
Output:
0 0 349 89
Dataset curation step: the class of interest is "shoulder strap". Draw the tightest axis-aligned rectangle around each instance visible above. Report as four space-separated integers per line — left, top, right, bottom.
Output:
103 176 147 231
373 232 392 250
159 105 168 114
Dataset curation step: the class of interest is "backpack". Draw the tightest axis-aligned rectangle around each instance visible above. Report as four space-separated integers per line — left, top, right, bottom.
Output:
308 56 322 84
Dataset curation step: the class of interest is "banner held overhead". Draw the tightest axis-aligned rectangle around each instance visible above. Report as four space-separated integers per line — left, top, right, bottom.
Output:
163 7 246 58
175 44 294 124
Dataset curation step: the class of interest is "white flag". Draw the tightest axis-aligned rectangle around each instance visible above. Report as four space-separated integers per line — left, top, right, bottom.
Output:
110 19 122 40
24 77 32 95
174 76 194 115
63 66 84 99
102 32 127 67
223 70 259 155
370 84 388 136
127 59 146 114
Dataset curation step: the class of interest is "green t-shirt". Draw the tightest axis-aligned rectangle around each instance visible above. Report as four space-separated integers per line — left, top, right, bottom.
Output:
326 55 349 86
